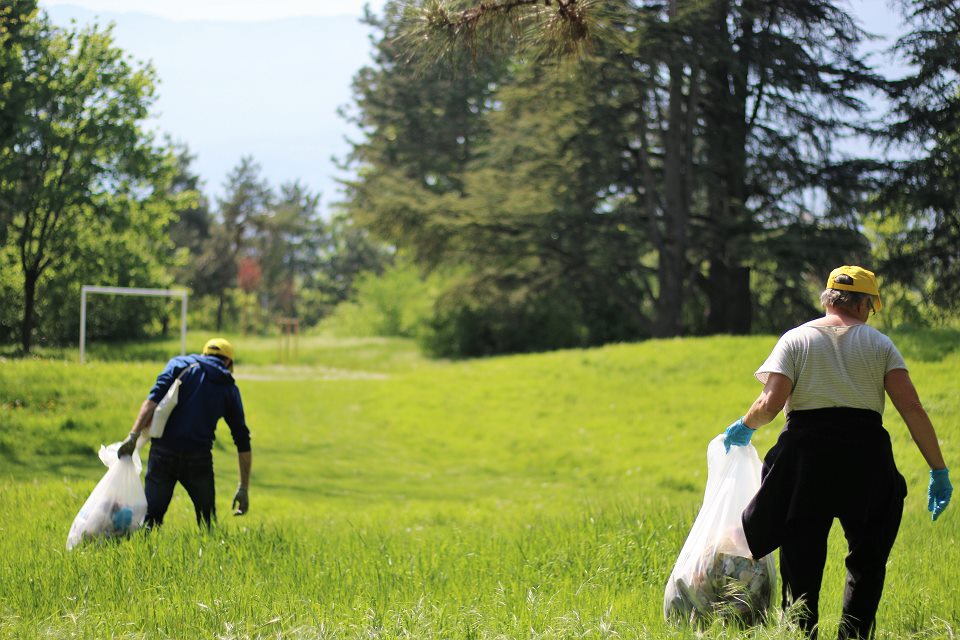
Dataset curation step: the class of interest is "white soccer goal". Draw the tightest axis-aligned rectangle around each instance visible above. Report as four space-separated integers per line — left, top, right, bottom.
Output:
80 285 188 364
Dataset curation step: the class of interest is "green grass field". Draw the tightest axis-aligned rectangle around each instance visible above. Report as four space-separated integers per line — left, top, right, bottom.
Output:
1 332 957 639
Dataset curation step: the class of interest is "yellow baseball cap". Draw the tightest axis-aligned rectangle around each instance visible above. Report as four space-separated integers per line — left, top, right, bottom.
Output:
826 266 882 312
202 338 235 370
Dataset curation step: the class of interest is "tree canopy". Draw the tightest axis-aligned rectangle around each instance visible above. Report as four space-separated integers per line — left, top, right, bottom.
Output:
340 0 903 355
3 1 959 357
878 0 960 311
0 12 174 352
0 8 387 353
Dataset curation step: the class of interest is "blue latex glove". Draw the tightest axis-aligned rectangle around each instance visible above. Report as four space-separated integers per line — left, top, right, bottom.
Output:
928 468 952 521
723 417 755 453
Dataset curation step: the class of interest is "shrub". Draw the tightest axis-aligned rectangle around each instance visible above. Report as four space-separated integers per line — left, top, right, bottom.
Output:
421 280 588 358
320 261 442 339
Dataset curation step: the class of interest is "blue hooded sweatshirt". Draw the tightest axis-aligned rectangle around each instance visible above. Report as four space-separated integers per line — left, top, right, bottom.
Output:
147 354 250 453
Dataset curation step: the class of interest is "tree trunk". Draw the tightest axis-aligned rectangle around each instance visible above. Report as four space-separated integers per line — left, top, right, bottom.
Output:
655 6 690 338
703 0 753 335
216 293 225 331
728 265 752 333
20 269 38 354
705 257 728 334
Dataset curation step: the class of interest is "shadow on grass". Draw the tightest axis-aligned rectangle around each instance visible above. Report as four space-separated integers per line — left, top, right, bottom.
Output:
83 338 180 363
0 435 114 480
0 440 17 464
1 452 103 481
0 337 177 363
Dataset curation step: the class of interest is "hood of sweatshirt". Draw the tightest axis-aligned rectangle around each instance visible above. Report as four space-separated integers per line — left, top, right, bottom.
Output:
195 354 235 385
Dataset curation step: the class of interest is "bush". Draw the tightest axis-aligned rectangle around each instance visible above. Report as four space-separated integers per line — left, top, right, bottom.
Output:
421 281 588 358
0 247 22 345
320 261 442 339
321 263 654 359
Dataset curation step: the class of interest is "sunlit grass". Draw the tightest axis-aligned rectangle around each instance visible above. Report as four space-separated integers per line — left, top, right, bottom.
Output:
7 332 426 372
0 332 956 638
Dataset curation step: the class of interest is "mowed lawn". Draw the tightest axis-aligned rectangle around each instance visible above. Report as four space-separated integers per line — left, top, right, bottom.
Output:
0 332 957 639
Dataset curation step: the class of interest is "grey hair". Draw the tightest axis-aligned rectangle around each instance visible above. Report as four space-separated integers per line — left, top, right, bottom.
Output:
820 288 873 314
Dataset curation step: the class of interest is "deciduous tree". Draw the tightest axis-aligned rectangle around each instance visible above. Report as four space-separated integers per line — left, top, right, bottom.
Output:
0 13 165 353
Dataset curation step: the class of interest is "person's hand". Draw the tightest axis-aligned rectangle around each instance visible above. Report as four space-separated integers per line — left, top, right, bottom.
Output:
928 468 952 521
117 432 139 458
723 417 755 453
232 486 249 516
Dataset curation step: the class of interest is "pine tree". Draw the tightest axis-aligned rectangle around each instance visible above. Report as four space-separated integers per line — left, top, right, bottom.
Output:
880 0 960 309
394 0 881 337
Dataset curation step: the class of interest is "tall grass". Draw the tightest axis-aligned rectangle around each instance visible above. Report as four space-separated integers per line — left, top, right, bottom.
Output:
0 332 956 638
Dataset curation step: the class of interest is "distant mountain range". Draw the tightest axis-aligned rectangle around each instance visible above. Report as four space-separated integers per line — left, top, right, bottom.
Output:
43 5 377 209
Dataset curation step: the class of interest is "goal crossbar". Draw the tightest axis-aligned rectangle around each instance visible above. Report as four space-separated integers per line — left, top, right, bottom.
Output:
80 285 188 363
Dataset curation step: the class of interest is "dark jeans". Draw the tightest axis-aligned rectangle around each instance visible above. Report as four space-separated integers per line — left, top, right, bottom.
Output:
144 445 216 528
743 409 907 640
780 503 903 640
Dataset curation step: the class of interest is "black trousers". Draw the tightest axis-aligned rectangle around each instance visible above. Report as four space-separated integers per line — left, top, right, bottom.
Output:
144 444 216 528
742 408 907 640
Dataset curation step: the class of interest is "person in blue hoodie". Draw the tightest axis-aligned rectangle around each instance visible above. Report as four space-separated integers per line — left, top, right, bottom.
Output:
117 338 252 528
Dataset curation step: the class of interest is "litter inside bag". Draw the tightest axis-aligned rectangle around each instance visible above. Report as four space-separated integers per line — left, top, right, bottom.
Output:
664 434 776 626
66 438 148 550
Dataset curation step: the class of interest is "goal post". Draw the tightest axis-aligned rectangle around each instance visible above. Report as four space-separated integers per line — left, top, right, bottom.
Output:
80 285 188 364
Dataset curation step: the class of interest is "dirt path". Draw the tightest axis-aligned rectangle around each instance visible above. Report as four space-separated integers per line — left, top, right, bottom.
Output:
235 365 388 382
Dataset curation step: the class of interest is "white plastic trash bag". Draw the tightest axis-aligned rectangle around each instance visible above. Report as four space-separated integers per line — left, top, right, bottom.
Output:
663 434 776 625
66 439 148 550
150 362 197 438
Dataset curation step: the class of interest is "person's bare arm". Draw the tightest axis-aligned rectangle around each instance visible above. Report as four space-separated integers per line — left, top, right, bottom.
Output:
232 451 253 515
130 399 158 435
237 451 252 488
743 373 792 429
885 368 947 470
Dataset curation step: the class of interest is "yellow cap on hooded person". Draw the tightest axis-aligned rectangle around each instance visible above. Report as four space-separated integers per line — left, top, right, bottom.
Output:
202 338 235 371
826 265 882 312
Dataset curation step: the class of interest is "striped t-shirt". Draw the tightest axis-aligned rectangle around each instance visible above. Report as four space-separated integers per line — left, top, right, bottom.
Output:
755 324 907 414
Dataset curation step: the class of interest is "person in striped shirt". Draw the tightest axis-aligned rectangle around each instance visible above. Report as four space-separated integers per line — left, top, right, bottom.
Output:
722 265 951 639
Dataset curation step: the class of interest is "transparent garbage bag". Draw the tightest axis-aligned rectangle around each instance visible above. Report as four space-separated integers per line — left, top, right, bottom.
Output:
66 437 148 550
663 434 777 625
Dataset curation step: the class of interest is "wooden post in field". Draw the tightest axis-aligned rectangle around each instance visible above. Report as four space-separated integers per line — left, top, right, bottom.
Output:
277 318 299 363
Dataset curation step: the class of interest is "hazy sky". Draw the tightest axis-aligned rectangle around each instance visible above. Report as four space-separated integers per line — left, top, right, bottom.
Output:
40 1 392 207
37 0 900 29
40 0 388 21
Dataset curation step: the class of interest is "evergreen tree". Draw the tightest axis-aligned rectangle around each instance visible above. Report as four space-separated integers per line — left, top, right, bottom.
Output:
339 1 506 266
206 156 272 330
392 0 882 341
880 0 960 310
256 181 325 318
694 0 882 333
442 56 657 347
166 143 212 279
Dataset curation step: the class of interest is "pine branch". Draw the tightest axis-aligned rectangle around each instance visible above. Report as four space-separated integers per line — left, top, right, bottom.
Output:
429 0 586 35
396 0 607 68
